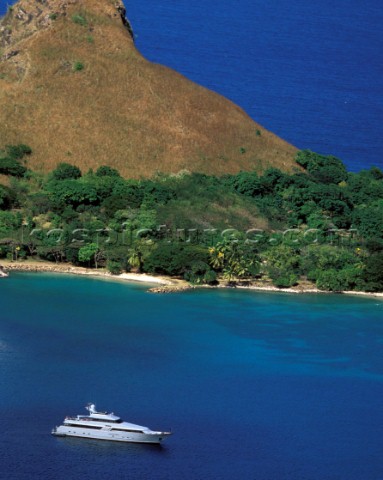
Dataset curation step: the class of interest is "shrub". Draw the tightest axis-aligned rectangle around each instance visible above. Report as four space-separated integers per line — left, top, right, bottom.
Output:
0 158 27 177
51 163 82 180
64 247 80 265
0 210 23 232
0 144 31 177
73 61 84 72
141 181 176 205
316 269 344 291
106 261 121 275
0 185 15 210
72 14 87 26
184 260 217 285
230 171 265 197
27 193 51 215
369 166 383 180
269 268 298 288
95 166 121 178
296 150 347 184
360 252 383 292
6 144 32 159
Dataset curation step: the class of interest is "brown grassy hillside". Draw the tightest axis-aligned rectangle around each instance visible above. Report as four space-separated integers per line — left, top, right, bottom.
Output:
0 0 297 178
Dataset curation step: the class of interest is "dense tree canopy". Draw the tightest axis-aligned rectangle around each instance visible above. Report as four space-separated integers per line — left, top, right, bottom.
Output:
0 145 382 291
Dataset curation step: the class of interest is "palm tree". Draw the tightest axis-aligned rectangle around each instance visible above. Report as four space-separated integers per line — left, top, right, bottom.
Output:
127 247 142 273
209 245 225 270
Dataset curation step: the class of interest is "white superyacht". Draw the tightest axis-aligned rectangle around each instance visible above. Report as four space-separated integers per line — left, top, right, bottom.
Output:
52 403 172 444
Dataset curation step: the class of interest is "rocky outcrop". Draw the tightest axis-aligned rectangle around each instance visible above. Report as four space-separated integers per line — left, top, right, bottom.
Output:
148 285 193 294
0 0 77 48
0 266 9 277
0 0 133 48
114 1 134 40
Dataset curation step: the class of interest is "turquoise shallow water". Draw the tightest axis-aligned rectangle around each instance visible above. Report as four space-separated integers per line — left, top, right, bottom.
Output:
0 273 382 479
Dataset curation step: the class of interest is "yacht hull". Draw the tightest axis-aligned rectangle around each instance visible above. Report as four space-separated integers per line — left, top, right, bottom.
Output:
52 426 169 444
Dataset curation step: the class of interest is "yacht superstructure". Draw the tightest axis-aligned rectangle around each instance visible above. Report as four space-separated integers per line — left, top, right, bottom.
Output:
52 404 172 444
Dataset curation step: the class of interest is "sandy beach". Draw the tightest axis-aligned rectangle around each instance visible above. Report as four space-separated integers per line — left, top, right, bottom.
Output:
0 260 174 286
1 259 382 298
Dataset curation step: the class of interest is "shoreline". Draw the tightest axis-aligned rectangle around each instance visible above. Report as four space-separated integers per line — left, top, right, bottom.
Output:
0 260 175 287
1 260 383 298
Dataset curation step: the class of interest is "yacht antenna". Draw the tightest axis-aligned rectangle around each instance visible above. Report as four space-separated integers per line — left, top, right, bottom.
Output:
86 403 97 414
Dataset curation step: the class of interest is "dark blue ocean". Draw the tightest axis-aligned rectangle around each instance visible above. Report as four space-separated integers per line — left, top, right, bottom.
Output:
1 2 383 478
0 273 383 480
1 0 383 171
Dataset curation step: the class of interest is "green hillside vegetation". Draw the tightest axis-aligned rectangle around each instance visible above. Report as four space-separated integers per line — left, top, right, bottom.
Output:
1 146 382 292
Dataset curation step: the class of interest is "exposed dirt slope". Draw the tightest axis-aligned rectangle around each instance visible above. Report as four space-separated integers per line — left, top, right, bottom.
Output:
0 0 298 178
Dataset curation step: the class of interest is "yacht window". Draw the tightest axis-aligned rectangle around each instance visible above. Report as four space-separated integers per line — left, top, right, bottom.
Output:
111 428 144 433
66 423 102 430
81 417 122 423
